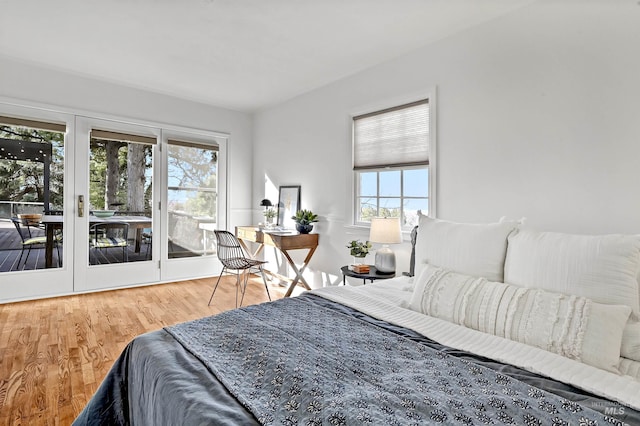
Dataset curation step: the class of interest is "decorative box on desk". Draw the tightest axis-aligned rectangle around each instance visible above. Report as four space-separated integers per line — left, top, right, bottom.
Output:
350 264 370 274
235 226 319 297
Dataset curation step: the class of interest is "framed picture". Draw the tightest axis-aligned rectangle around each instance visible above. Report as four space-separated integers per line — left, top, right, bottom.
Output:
277 185 301 229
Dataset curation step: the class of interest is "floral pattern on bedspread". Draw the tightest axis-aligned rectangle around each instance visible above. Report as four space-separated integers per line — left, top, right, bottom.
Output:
166 296 609 425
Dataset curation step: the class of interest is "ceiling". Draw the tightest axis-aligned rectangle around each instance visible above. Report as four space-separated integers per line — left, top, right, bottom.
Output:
1 0 533 112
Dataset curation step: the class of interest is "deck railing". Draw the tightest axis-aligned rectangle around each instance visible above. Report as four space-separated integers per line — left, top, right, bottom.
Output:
0 201 45 219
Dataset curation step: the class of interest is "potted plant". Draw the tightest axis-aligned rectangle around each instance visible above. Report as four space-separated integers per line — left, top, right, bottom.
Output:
291 209 318 234
347 239 372 264
263 207 277 226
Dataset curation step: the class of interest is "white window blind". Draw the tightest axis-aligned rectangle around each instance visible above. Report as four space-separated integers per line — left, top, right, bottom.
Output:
353 99 429 170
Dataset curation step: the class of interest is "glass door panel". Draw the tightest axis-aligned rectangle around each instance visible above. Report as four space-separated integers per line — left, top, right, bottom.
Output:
88 132 154 265
0 121 65 272
167 141 218 258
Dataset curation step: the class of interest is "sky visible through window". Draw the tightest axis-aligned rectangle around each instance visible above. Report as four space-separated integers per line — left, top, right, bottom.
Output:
359 168 428 226
360 169 428 199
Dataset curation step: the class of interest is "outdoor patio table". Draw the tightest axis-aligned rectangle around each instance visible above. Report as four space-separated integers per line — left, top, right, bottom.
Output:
40 215 152 268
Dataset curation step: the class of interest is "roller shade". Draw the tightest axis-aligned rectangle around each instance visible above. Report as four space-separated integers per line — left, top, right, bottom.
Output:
168 139 219 151
0 115 66 133
91 129 157 145
353 99 429 170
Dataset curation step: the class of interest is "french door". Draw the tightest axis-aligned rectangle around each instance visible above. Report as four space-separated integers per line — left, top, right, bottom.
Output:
0 103 227 303
73 117 161 291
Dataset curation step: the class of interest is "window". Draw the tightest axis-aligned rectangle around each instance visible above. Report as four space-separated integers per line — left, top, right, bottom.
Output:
353 99 431 229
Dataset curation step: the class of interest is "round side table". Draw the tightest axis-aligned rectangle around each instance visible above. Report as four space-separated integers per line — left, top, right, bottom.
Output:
340 265 395 285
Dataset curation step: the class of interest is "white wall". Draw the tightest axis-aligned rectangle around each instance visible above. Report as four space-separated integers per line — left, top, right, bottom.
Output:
253 1 640 287
0 55 254 229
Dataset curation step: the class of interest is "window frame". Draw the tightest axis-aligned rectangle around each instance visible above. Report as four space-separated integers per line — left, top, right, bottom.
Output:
350 90 437 231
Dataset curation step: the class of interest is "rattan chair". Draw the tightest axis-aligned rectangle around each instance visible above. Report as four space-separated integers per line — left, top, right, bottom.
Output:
208 230 271 307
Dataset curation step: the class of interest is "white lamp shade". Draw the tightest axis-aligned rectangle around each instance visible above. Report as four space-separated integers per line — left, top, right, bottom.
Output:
369 217 402 244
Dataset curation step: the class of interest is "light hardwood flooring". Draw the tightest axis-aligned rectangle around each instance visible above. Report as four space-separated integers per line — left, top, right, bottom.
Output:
0 275 284 425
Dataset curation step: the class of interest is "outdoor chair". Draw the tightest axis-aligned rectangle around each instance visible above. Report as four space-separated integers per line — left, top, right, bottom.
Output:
208 230 271 308
89 222 129 264
11 217 61 270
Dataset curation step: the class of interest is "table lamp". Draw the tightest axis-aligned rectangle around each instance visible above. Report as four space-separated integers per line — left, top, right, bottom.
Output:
259 199 272 210
369 217 402 274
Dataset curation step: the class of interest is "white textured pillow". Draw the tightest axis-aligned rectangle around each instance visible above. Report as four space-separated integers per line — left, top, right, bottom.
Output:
504 230 640 317
622 321 640 361
413 215 519 282
410 265 631 372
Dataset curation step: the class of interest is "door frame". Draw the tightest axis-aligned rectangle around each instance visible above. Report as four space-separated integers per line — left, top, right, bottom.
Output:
73 116 162 292
0 98 230 303
0 102 75 302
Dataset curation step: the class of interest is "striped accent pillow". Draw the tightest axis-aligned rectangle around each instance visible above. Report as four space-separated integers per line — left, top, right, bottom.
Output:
410 264 631 373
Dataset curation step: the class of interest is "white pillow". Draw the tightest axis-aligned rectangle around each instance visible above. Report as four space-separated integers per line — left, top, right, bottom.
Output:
413 215 519 282
504 229 640 317
622 321 640 361
410 265 631 373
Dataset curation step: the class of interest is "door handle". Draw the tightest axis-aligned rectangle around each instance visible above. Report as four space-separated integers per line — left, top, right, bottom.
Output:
78 195 84 217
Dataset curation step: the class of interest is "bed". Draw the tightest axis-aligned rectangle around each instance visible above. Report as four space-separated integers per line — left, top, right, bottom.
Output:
74 215 640 425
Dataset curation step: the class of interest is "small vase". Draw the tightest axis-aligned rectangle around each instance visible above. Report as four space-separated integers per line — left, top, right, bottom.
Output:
352 256 366 265
264 216 274 229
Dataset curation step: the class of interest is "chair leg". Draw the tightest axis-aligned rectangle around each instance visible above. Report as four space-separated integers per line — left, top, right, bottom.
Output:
239 270 250 307
208 267 227 306
260 266 271 301
235 270 245 308
23 246 34 270
15 248 26 271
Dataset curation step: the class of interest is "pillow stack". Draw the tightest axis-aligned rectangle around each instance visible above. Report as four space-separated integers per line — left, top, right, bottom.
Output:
410 216 640 372
505 229 640 365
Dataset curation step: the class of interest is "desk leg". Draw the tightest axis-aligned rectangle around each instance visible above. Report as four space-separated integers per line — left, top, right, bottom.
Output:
134 228 142 253
45 226 54 268
239 240 265 259
283 246 316 297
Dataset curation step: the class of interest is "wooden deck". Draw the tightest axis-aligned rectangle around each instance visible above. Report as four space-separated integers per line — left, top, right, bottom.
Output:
0 221 152 272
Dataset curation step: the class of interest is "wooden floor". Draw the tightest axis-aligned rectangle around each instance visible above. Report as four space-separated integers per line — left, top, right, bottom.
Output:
0 274 283 425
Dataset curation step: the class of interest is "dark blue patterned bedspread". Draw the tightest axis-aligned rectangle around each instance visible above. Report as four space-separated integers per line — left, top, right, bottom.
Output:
165 296 610 425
